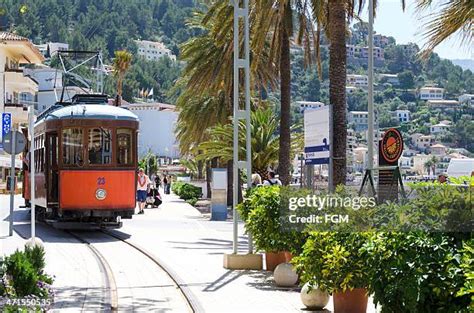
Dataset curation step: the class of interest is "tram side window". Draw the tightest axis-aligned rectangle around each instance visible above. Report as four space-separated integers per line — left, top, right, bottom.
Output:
117 128 133 165
62 128 83 166
88 128 112 165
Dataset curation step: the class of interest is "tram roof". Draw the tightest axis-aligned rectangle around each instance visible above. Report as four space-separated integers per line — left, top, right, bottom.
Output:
39 104 139 123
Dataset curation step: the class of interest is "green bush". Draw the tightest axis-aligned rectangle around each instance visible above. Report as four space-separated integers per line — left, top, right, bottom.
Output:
293 232 371 293
172 182 202 201
362 233 472 313
186 198 198 206
179 184 202 200
1 246 53 299
171 182 185 195
238 186 307 254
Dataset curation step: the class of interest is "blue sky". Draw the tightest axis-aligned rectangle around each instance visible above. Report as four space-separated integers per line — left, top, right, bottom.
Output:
361 0 472 60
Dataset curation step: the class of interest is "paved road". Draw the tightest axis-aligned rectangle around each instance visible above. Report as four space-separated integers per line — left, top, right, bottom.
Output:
0 192 380 312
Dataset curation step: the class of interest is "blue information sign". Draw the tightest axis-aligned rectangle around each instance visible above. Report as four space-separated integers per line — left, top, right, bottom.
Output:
1 113 12 148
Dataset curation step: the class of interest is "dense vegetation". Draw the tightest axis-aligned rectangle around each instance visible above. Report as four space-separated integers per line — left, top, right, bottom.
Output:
0 0 199 103
1 1 473 151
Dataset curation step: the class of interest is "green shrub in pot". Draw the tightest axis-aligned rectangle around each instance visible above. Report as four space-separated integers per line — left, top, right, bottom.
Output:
292 231 371 293
237 186 307 255
362 232 473 313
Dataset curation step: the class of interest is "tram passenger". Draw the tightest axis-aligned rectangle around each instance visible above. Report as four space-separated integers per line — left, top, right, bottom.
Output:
137 168 151 214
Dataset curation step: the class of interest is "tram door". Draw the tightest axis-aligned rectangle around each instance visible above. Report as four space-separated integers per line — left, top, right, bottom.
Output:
46 133 59 205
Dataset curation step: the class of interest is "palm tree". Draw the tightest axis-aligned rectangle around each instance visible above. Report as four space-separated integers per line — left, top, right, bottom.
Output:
197 108 302 179
429 155 438 176
112 50 132 106
175 4 278 155
416 0 473 58
424 159 433 176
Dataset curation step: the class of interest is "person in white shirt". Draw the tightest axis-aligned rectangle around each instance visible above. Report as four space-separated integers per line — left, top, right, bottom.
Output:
136 168 151 214
263 171 282 186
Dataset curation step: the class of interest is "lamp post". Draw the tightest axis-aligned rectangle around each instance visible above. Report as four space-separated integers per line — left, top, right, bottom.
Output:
367 0 375 172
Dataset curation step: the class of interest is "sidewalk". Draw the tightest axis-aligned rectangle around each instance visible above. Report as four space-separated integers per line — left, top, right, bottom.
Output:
112 192 379 313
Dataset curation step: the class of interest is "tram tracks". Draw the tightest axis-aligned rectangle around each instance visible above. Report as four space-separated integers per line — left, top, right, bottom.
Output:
66 229 197 313
65 231 119 312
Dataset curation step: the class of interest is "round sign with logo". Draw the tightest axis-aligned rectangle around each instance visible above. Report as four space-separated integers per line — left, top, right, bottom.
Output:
381 128 403 163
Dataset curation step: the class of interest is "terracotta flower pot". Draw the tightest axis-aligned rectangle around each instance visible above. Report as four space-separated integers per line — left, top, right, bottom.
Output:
282 251 293 262
265 251 293 271
333 288 368 313
265 252 282 271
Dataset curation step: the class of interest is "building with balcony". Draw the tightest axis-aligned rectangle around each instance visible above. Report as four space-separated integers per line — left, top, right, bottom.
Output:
360 46 384 60
414 135 434 151
427 99 460 109
348 110 379 132
459 93 474 105
430 122 450 135
295 101 325 113
373 34 390 48
0 32 44 125
347 74 368 88
419 86 444 100
378 73 399 86
35 42 69 57
135 39 176 62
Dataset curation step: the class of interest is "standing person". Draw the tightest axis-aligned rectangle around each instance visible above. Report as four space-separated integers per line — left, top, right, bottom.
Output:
154 173 161 190
263 171 282 186
163 175 168 194
166 175 172 194
136 168 150 214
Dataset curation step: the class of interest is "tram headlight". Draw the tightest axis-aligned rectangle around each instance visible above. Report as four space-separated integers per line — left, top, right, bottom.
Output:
96 188 107 200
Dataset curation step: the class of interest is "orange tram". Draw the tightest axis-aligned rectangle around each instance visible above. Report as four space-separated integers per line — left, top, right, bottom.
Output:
23 94 139 228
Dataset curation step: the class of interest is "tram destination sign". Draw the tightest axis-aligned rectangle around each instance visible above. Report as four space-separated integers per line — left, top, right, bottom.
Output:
2 131 26 155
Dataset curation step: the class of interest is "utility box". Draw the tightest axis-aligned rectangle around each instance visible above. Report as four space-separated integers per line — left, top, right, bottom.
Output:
211 168 228 221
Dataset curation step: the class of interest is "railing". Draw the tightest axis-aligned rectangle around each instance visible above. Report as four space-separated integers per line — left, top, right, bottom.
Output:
4 98 38 109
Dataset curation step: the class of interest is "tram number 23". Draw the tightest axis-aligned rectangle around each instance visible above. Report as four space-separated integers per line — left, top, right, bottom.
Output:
97 177 106 185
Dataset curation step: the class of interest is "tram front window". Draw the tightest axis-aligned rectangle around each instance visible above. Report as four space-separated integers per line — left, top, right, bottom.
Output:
88 128 112 165
62 128 83 166
117 128 132 165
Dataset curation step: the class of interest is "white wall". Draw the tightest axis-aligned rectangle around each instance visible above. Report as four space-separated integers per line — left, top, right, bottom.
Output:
132 108 180 158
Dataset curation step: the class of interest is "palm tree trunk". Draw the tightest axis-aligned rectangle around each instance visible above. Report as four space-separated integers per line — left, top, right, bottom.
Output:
278 25 292 186
328 0 347 188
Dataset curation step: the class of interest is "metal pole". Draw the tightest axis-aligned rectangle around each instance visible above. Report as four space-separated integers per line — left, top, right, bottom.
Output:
243 0 252 254
232 0 239 255
29 105 35 241
8 129 16 236
367 0 375 171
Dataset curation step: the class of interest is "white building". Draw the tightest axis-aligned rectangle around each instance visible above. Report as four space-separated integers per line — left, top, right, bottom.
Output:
373 34 390 48
135 40 176 61
459 94 474 105
348 111 378 132
360 46 384 60
36 42 69 57
394 109 410 123
122 102 179 158
347 74 368 88
427 99 459 109
430 143 447 156
346 86 358 94
412 154 431 175
419 87 444 100
430 122 450 135
378 73 399 85
25 66 94 112
295 101 325 113
0 32 44 125
415 135 434 150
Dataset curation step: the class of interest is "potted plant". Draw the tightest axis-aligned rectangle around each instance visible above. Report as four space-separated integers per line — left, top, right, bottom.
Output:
238 186 307 271
293 231 371 313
